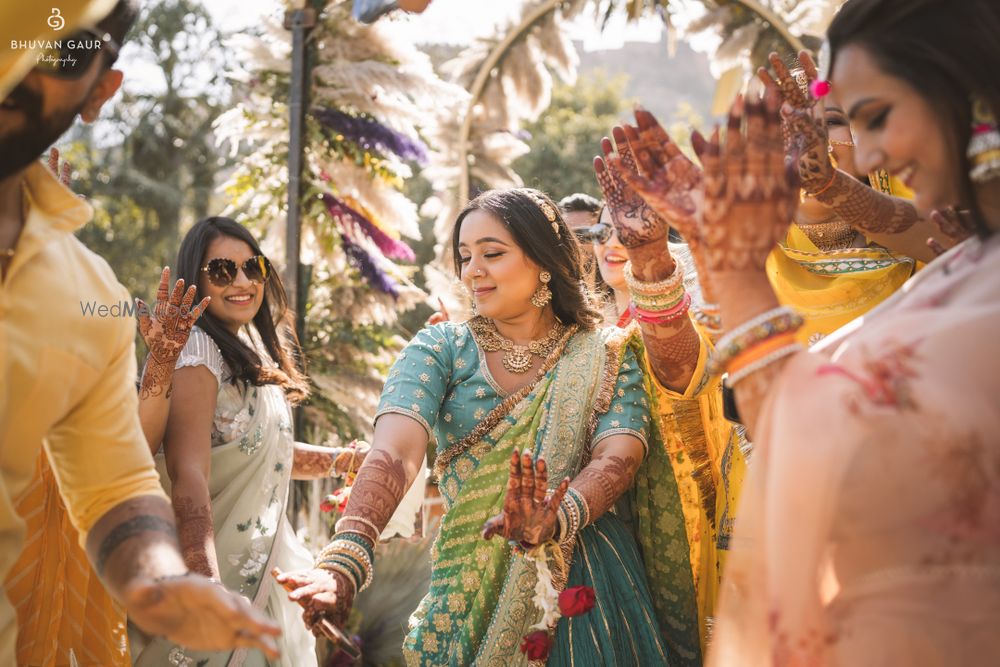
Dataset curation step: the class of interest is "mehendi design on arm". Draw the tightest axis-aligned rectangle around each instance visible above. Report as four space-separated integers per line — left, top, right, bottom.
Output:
642 323 702 390
173 496 218 578
570 453 640 521
96 515 177 575
338 450 409 535
817 170 920 234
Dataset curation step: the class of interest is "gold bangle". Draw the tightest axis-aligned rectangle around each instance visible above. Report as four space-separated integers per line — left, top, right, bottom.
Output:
335 515 382 541
623 260 684 297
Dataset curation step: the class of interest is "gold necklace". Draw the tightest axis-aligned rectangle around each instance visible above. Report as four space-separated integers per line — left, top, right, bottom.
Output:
469 316 566 374
795 216 859 252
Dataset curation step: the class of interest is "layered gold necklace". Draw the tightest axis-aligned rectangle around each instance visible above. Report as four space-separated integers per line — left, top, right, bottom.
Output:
469 316 566 374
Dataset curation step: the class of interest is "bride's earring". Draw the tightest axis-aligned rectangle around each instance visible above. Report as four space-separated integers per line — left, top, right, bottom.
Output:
530 271 552 308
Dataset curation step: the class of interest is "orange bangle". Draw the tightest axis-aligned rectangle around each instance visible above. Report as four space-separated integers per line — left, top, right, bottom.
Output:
805 169 838 198
726 332 798 376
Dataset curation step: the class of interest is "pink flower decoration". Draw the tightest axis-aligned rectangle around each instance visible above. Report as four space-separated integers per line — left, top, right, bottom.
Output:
810 79 832 99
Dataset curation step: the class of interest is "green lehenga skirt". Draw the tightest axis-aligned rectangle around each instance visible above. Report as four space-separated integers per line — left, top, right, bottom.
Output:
552 514 670 666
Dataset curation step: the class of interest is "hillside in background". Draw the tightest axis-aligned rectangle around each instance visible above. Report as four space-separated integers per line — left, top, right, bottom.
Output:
576 30 715 124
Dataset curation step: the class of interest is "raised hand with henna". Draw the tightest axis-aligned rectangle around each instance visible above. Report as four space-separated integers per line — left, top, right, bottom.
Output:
595 125 670 250
138 267 210 400
757 51 834 194
702 88 799 436
611 108 718 303
594 120 705 392
701 91 799 277
137 267 210 454
482 450 569 547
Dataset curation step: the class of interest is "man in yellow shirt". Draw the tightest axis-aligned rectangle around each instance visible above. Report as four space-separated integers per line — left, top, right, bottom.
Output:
0 2 283 662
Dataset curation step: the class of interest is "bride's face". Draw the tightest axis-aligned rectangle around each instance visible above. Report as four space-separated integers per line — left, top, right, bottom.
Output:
458 209 547 320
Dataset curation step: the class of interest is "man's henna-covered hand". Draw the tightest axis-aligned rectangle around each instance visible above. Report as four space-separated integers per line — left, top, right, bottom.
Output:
482 450 569 546
138 267 210 400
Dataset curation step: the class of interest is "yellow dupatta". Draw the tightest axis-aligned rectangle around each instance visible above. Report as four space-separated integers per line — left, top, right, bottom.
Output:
766 224 916 345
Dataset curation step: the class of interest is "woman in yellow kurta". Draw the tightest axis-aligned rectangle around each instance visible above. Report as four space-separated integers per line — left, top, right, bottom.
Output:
592 134 745 664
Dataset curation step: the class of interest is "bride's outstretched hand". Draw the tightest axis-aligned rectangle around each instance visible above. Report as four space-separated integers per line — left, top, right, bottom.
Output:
701 89 799 280
482 450 569 547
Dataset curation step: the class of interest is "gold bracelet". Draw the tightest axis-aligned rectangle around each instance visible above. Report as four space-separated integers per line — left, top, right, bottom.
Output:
623 260 684 297
335 515 382 542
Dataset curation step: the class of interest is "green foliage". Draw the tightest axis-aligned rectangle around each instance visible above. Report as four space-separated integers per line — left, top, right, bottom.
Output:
512 70 634 201
71 0 230 304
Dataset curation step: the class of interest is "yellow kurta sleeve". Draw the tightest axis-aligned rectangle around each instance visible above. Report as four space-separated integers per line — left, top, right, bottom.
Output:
41 283 167 541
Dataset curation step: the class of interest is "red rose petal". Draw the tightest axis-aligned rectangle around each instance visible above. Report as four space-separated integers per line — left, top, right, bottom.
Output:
558 585 596 617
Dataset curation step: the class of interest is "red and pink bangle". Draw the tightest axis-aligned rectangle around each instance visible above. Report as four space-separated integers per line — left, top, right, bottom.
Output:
631 292 692 325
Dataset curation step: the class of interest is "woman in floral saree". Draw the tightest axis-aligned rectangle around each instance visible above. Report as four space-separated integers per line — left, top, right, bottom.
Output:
132 218 362 667
280 188 712 665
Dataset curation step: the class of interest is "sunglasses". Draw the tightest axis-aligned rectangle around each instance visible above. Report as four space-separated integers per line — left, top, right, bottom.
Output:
201 255 272 287
576 222 613 245
33 28 120 79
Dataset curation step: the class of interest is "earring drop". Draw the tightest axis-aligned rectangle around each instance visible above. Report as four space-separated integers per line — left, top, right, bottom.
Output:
530 271 552 308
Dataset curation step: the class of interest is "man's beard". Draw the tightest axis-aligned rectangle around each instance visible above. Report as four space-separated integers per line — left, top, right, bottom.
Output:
0 82 86 181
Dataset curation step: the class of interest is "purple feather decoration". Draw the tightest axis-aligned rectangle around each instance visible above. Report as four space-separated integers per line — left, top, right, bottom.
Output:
312 107 429 165
323 194 416 262
340 234 401 299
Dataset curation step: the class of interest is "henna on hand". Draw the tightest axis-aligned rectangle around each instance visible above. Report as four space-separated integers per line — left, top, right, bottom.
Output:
595 127 669 249
569 452 641 521
701 90 798 275
173 496 219 578
757 51 835 194
139 267 211 400
47 147 73 188
482 450 569 546
281 567 355 633
927 207 975 255
292 441 371 480
337 449 409 537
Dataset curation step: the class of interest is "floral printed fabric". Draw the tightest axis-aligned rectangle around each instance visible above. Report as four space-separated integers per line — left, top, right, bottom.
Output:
710 235 1000 666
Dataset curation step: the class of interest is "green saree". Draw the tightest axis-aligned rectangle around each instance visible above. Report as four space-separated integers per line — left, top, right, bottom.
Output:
376 320 670 666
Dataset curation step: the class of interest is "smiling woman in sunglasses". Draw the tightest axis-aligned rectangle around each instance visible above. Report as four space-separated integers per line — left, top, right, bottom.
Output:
132 217 366 667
